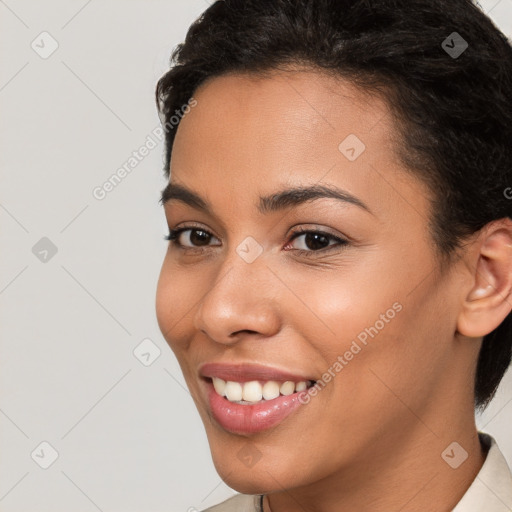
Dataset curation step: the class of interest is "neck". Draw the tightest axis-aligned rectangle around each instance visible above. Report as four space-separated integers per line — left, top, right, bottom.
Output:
264 416 486 512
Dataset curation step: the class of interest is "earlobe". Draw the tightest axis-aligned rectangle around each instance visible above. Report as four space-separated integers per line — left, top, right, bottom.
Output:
456 218 512 338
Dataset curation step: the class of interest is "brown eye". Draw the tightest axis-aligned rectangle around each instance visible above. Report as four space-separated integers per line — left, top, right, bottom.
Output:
286 229 349 255
165 227 220 248
292 232 331 251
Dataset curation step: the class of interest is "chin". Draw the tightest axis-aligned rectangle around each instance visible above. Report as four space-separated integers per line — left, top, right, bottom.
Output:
206 439 298 495
211 461 278 495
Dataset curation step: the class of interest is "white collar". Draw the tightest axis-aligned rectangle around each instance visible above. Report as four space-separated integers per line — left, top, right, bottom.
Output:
452 432 512 511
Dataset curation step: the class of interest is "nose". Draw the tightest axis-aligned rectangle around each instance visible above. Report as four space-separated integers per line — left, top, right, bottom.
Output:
193 250 281 346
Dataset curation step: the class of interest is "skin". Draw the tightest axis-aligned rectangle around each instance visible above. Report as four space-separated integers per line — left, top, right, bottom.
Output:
155 68 512 512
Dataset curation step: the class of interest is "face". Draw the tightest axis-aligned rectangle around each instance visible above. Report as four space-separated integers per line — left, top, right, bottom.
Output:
156 69 468 494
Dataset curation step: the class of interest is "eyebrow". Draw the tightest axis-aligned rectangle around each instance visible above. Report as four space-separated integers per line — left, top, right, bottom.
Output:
159 181 373 216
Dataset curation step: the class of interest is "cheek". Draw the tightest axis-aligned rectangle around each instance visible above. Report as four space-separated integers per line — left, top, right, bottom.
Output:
284 262 404 355
319 282 453 434
155 260 172 338
155 258 196 353
287 261 443 409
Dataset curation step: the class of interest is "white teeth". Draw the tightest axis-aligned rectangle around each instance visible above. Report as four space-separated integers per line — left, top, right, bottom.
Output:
242 381 263 402
211 378 311 403
212 377 226 396
295 381 307 392
262 381 280 400
224 381 243 402
280 381 295 396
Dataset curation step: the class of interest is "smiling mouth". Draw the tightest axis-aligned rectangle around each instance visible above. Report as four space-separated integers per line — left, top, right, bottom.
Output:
199 362 318 433
207 377 316 404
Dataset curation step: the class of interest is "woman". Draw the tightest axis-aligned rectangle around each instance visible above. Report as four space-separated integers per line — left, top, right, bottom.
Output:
154 1 512 510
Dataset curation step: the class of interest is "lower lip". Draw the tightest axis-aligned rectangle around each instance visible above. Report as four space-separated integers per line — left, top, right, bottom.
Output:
205 380 308 434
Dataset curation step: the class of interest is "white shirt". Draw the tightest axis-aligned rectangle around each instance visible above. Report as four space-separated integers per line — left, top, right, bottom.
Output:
203 432 512 512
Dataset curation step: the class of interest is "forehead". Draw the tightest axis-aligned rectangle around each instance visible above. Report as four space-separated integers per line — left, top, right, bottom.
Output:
169 69 430 223
175 68 393 151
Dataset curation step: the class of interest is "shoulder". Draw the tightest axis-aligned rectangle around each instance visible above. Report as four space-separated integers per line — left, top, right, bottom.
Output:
201 493 262 512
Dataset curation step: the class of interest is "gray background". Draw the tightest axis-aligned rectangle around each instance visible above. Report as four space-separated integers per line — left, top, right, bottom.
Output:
1 1 511 510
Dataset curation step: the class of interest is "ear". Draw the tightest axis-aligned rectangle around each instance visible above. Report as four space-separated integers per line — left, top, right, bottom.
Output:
457 217 512 338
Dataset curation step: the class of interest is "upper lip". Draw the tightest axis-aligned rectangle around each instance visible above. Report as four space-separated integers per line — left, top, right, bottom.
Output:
199 362 316 383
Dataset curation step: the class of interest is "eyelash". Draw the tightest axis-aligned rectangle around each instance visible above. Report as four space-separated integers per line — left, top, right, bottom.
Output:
164 225 349 258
